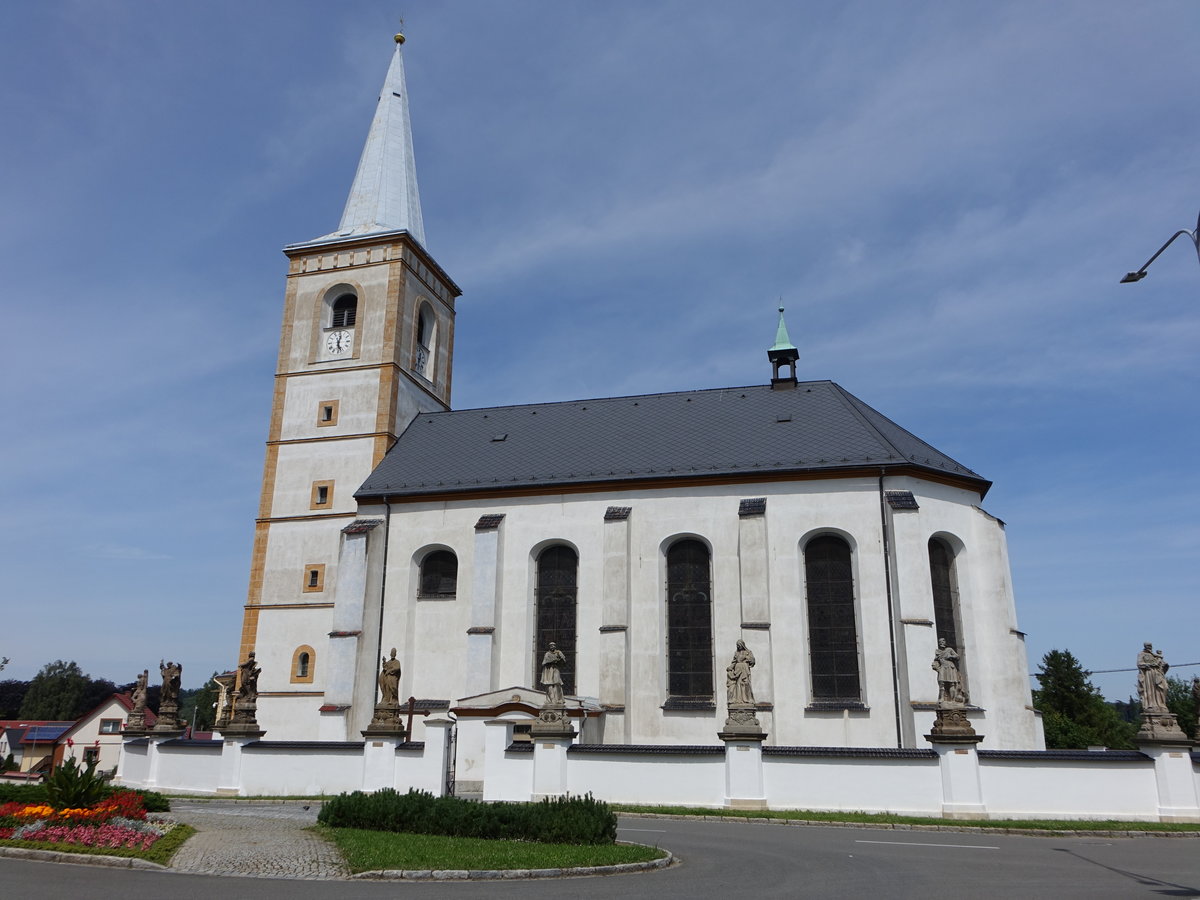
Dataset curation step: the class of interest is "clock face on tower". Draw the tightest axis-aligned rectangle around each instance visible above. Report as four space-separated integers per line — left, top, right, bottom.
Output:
325 330 352 355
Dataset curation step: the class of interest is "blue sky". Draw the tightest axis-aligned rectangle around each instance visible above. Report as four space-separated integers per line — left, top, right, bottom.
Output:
2 2 1197 700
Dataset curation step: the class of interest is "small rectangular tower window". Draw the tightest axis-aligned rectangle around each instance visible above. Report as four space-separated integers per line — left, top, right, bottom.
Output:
311 481 334 510
303 564 326 592
317 400 339 427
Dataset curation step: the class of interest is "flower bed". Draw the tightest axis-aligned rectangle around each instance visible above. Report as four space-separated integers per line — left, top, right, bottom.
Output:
0 790 172 851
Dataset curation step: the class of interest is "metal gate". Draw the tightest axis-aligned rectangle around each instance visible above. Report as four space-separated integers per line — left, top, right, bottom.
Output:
444 722 457 796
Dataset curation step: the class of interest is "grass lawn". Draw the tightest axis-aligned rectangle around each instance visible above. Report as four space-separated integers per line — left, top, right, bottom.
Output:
613 804 1200 832
317 826 666 873
0 824 196 865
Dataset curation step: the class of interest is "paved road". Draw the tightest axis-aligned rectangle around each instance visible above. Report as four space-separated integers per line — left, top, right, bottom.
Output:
0 803 1197 899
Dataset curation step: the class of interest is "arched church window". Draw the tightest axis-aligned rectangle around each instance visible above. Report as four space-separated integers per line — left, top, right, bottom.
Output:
535 545 577 696
331 294 357 328
419 550 458 598
928 538 961 652
804 535 861 702
666 539 713 699
414 305 435 379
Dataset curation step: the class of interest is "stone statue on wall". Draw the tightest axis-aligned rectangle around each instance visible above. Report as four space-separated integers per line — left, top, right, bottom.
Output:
378 648 401 707
540 643 567 707
154 659 184 732
1136 642 1170 713
160 660 182 705
726 640 756 706
932 638 967 706
1134 643 1189 743
238 652 261 705
126 669 150 731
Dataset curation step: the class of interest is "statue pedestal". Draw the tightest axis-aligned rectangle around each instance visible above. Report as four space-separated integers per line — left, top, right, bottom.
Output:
719 730 767 809
925 704 982 744
1136 711 1189 743
1138 736 1200 822
720 702 763 741
361 731 407 792
530 706 576 800
926 706 985 819
363 703 405 739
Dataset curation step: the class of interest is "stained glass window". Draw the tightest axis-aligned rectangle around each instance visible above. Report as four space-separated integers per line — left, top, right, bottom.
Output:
805 535 861 701
666 539 713 698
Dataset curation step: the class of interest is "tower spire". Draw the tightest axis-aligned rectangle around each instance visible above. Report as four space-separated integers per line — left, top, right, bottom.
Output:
319 32 426 247
767 305 799 389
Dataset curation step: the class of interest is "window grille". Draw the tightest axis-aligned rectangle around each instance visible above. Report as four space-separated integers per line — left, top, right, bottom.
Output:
666 539 714 698
535 545 578 696
331 294 357 328
419 550 458 598
804 535 862 701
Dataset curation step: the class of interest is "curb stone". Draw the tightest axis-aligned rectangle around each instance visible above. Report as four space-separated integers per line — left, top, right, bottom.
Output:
620 811 1200 839
0 846 167 869
350 852 674 880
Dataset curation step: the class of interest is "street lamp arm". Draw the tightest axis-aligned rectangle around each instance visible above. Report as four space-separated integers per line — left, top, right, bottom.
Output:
1121 226 1200 283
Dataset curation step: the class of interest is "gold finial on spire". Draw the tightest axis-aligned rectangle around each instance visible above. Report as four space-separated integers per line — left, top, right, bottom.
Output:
394 16 406 44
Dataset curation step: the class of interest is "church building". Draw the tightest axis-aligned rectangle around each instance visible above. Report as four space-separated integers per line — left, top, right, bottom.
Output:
236 35 1044 773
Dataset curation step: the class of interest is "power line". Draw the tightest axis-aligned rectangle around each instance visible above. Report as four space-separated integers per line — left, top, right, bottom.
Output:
1030 661 1200 677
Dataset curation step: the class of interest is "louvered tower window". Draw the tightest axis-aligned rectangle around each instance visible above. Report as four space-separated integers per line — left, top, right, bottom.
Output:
419 550 458 598
666 539 714 698
928 538 961 651
805 535 862 701
331 294 357 327
535 546 577 696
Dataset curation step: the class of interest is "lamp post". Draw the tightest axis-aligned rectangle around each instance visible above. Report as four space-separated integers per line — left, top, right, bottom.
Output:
1120 210 1200 283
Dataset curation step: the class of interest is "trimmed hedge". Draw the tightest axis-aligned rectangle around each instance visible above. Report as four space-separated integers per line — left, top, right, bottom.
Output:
317 789 617 845
0 782 169 812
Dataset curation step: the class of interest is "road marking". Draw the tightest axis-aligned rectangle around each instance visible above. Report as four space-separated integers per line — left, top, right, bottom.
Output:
622 828 668 833
855 840 999 850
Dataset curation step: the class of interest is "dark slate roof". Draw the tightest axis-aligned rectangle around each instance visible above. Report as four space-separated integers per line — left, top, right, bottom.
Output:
357 381 988 500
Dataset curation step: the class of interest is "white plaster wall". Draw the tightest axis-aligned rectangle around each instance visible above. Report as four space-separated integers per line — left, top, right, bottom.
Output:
271 438 379 519
279 369 383 441
117 742 149 786
566 751 726 806
61 697 128 773
257 695 329 742
979 759 1158 820
154 747 223 794
364 474 1035 751
764 755 943 814
240 747 365 796
256 519 343 614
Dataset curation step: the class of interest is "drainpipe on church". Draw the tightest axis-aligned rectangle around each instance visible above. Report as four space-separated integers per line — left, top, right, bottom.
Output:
878 472 904 748
374 499 393 700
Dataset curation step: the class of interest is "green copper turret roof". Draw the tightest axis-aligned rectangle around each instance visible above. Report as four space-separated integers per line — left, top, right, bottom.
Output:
770 306 797 352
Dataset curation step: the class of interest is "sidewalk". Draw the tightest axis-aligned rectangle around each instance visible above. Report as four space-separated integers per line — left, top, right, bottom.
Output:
168 800 348 880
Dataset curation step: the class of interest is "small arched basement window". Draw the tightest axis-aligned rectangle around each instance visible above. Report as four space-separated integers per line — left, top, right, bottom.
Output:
331 294 357 328
419 550 458 598
804 535 862 702
666 539 714 699
290 645 315 684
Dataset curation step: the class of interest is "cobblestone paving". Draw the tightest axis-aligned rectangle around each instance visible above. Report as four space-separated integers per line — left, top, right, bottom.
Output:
169 801 349 880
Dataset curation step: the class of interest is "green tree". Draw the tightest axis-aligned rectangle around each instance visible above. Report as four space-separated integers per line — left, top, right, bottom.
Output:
0 679 30 718
1167 675 1198 739
178 674 220 732
18 660 91 720
1033 649 1136 749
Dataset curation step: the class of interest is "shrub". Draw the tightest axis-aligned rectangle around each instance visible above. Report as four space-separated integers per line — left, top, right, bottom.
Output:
318 789 617 845
45 757 107 810
0 782 167 812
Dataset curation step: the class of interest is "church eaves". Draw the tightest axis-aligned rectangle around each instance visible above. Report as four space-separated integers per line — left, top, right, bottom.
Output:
302 34 426 248
355 381 991 501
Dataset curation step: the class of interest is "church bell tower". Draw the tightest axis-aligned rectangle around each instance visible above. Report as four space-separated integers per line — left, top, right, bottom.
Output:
236 33 460 731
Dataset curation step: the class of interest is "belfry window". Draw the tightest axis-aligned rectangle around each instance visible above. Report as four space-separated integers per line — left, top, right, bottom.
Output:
666 539 714 699
414 305 434 379
928 538 961 652
331 294 357 328
804 535 862 702
535 545 578 696
419 550 458 598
